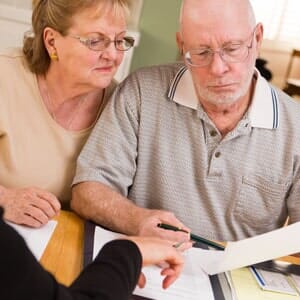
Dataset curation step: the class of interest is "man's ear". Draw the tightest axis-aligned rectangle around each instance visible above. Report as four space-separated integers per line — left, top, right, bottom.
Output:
255 23 264 50
176 31 184 57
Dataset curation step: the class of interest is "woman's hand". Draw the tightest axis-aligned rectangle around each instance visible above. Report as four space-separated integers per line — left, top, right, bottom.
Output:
0 186 61 227
128 236 192 289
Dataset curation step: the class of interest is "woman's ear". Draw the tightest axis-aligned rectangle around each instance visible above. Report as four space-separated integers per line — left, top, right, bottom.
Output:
43 27 59 60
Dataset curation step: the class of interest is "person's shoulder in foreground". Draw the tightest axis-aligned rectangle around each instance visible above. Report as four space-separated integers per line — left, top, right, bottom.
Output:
1 205 189 300
0 207 142 300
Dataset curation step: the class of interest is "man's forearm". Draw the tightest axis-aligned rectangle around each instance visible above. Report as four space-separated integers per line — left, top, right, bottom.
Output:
71 182 148 235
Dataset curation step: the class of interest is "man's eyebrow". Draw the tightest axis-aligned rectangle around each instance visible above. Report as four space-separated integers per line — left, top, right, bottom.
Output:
223 40 244 45
189 39 245 49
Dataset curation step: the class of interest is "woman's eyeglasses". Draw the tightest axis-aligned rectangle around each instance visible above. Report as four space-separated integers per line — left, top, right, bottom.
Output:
69 31 135 52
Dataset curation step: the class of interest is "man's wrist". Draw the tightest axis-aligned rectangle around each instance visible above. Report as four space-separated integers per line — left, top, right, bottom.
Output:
133 207 157 236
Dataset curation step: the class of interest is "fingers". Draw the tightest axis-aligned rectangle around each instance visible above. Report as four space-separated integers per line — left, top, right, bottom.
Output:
128 236 188 290
20 188 60 226
1 187 60 227
18 213 45 228
138 266 183 290
129 236 186 266
137 272 146 288
173 240 193 252
131 210 192 290
138 210 191 243
23 204 50 227
157 247 185 289
163 212 190 233
161 263 183 289
157 227 190 242
35 188 61 216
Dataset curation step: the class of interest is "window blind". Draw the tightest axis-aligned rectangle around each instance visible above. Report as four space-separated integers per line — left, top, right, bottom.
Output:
250 0 300 47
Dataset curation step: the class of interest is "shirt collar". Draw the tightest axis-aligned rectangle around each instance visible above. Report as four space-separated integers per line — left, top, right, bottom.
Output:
248 70 279 129
168 66 279 129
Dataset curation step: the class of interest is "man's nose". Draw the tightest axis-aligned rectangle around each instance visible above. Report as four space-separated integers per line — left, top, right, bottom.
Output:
208 51 229 75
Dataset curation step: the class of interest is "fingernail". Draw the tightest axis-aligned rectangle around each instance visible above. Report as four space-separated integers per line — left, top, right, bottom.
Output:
173 241 185 249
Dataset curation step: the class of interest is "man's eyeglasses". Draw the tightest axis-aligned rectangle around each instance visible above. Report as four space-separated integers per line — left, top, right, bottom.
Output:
184 26 257 67
69 31 135 52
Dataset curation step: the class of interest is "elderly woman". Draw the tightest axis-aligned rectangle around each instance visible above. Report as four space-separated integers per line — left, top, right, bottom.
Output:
0 0 134 227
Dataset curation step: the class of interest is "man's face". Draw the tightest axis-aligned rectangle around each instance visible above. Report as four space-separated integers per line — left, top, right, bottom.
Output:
178 19 262 106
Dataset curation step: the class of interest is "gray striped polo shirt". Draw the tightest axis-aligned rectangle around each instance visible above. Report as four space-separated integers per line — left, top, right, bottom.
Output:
74 63 300 241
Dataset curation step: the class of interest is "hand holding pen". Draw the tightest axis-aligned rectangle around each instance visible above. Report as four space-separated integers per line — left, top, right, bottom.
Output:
137 210 191 242
157 223 225 250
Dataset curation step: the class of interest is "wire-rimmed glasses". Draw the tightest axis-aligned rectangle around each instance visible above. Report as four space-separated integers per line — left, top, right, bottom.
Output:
69 31 135 52
184 26 258 67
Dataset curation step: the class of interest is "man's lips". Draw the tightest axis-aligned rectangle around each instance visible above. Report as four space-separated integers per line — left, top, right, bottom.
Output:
208 82 238 90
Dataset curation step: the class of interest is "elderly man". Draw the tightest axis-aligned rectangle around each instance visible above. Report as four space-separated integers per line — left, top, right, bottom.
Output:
71 0 300 242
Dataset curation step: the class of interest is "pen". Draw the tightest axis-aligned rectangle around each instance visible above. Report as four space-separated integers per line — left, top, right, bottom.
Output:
250 266 265 286
157 223 225 250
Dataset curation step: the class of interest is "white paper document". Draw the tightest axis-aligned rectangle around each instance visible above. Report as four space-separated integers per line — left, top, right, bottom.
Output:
93 226 215 300
249 266 298 295
7 220 57 260
191 221 300 275
93 222 300 298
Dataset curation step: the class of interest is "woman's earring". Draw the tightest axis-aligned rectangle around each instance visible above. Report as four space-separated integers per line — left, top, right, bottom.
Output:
50 52 58 61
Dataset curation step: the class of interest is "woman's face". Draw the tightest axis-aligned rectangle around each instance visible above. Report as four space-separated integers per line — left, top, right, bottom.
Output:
50 5 128 91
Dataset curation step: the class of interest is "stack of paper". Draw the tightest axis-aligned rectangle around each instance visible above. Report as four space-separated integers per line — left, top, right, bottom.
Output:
93 222 300 299
7 220 57 260
93 226 215 300
191 222 300 275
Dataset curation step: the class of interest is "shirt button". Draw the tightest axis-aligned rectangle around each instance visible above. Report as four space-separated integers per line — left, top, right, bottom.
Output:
210 130 218 137
215 152 221 158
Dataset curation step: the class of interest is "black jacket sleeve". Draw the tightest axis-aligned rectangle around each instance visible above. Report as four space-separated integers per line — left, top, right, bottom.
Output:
0 207 142 300
70 240 142 300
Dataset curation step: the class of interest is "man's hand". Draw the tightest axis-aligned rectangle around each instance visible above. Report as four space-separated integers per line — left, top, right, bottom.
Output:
137 209 191 243
0 186 61 227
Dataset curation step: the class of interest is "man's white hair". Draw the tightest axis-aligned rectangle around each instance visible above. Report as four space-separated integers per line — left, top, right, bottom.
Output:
178 0 256 33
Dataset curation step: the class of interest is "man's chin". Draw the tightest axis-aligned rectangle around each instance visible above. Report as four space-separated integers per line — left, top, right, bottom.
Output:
202 93 241 106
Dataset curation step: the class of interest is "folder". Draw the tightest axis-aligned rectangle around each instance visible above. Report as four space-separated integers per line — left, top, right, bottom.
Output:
231 266 300 299
83 221 232 300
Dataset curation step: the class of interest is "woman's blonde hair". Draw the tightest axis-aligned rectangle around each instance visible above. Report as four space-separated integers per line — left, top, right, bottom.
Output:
23 0 130 75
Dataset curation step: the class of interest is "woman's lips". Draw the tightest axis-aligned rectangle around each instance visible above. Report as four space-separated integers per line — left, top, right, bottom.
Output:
94 65 114 73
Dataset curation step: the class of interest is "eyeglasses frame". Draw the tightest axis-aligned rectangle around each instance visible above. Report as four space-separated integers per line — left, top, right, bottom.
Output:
184 25 259 67
68 31 135 52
